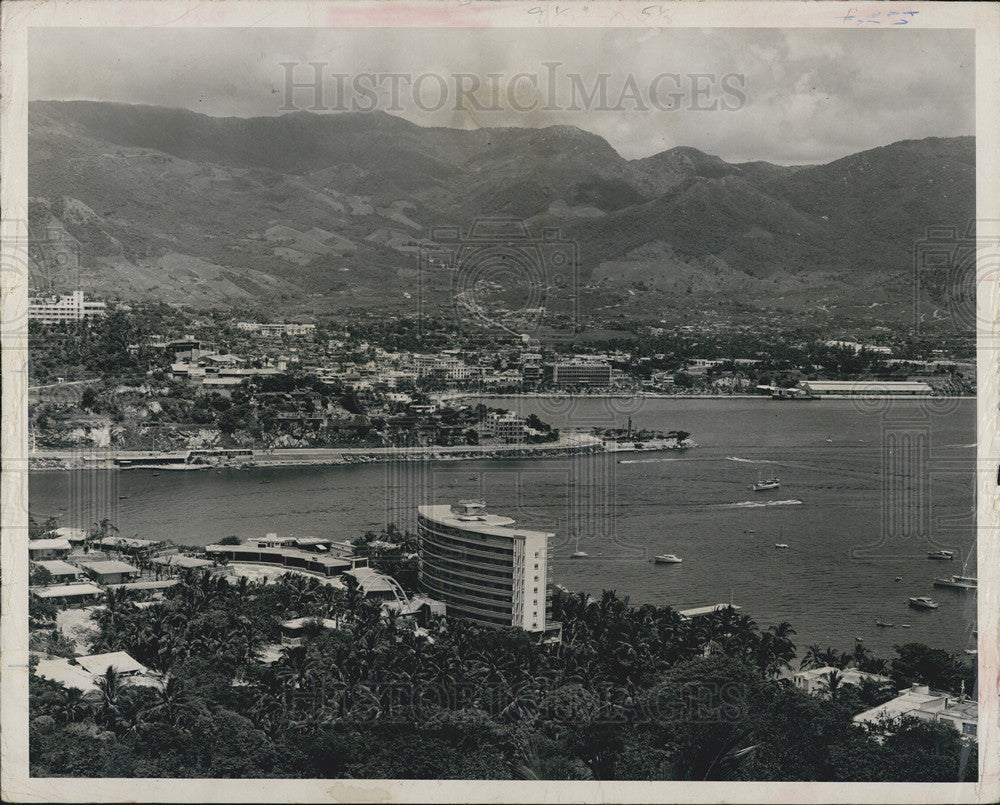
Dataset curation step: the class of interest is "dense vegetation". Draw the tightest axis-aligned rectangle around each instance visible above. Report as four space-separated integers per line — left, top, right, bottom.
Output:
30 569 976 780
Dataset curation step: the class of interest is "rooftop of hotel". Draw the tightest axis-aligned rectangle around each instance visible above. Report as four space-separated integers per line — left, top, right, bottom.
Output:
418 501 555 539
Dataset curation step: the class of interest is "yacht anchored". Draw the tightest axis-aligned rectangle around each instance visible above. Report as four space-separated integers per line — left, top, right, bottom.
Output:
908 596 940 610
933 575 977 590
875 619 894 628
653 554 683 564
927 550 955 561
774 543 789 549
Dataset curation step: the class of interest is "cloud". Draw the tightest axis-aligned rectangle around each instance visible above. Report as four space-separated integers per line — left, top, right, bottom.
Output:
28 27 974 165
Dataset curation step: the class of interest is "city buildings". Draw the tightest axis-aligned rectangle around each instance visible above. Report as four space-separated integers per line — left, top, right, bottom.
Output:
28 290 107 324
417 500 561 641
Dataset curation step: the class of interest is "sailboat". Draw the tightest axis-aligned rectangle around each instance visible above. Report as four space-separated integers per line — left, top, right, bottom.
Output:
875 604 893 628
570 533 588 559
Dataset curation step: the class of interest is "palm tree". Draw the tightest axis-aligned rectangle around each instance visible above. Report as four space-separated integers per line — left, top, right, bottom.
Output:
823 669 844 701
56 687 91 724
89 666 126 732
144 676 201 726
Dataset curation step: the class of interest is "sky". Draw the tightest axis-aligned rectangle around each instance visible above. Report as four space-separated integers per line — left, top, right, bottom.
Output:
28 27 975 164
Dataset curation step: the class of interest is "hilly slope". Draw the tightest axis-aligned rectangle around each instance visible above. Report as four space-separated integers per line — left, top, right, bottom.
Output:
28 101 975 325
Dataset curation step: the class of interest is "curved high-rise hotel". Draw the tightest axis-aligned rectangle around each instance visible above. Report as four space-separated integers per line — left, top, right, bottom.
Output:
417 501 561 642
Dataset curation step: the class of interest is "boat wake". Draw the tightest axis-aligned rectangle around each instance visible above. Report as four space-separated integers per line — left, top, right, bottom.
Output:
716 499 803 509
618 457 688 465
726 456 778 464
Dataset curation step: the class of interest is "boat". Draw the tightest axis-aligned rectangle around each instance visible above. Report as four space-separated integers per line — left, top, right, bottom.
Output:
751 469 780 492
875 620 894 628
894 576 903 582
927 550 955 560
570 551 589 559
654 554 683 564
965 649 978 656
118 495 129 500
774 543 789 549
908 596 939 610
933 575 977 590
152 472 161 477
743 529 757 534
901 623 911 628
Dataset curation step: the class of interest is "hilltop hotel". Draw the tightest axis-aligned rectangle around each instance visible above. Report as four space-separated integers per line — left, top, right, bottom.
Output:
417 501 562 643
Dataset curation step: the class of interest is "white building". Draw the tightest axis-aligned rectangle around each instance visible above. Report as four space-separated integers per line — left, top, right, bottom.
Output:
854 683 978 739
486 411 525 441
417 501 561 641
28 291 106 324
792 666 893 696
236 322 316 337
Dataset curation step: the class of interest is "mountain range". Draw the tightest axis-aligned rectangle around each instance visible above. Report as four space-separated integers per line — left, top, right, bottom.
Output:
28 100 975 327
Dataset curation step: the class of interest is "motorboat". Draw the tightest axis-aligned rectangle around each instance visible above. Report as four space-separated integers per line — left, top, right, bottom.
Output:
752 470 780 492
933 575 977 591
774 543 789 549
894 576 903 582
875 620 894 628
570 551 589 559
927 550 955 561
908 596 940 610
654 554 683 564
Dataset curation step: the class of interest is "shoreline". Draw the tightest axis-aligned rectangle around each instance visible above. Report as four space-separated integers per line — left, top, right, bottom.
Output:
30 432 688 472
439 392 976 402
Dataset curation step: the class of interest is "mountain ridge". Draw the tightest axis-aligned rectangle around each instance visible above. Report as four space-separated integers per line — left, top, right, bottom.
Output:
28 100 975 326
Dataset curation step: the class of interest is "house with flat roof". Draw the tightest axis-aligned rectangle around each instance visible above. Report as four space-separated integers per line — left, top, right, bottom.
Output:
854 683 978 740
31 560 83 584
30 582 104 605
792 666 893 696
77 559 140 585
35 651 157 693
152 554 213 570
48 527 89 545
96 536 164 558
28 538 72 561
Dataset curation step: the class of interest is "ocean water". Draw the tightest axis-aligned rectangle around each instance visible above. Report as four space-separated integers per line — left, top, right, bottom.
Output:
29 397 979 658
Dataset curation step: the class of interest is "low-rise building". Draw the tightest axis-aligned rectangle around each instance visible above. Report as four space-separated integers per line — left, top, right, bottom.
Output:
31 559 83 584
854 683 978 739
28 538 72 561
77 560 140 585
35 651 157 692
792 666 893 696
30 582 104 605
